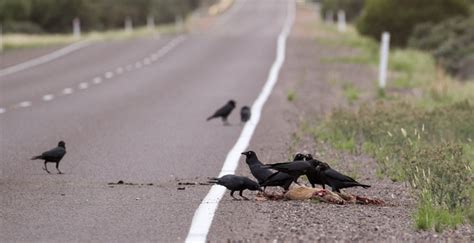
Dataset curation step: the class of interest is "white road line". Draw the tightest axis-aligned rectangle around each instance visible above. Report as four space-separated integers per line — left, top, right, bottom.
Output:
0 40 91 78
0 108 6 114
79 82 89 89
143 58 151 65
116 67 124 74
42 94 54 101
105 72 114 79
93 77 102 84
62 88 74 95
184 1 295 242
18 101 32 108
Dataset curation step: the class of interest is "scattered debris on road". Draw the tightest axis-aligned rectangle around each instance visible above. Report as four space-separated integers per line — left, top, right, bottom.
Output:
255 186 385 206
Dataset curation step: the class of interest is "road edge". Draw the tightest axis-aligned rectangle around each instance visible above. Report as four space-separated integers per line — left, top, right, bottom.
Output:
184 1 296 242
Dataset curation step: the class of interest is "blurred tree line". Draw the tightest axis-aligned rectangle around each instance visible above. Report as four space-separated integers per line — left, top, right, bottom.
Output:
0 0 210 33
317 0 473 80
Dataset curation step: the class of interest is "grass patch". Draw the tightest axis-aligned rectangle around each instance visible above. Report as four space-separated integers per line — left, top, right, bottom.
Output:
287 89 296 102
2 24 177 51
314 101 474 230
342 83 359 104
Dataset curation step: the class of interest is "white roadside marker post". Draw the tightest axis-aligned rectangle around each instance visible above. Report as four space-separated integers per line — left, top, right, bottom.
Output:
337 10 346 32
0 25 3 53
125 17 133 34
73 18 81 39
147 15 155 30
378 32 390 92
175 16 184 32
325 10 334 24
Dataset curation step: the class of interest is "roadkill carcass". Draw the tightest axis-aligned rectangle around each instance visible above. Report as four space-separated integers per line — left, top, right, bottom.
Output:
256 185 385 205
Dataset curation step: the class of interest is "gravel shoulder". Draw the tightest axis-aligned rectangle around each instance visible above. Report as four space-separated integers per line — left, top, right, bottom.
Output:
208 3 473 242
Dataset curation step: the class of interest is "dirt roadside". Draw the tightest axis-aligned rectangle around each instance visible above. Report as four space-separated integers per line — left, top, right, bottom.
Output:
207 4 473 242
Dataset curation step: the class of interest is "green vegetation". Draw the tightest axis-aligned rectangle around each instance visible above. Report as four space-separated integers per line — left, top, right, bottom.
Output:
287 89 296 102
341 83 359 104
0 0 202 33
2 24 176 51
408 16 474 80
320 0 365 22
311 16 474 231
356 0 470 46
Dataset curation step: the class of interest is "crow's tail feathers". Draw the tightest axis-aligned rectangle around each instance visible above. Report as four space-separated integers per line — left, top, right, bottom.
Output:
359 183 371 189
206 115 215 121
31 155 42 160
208 177 220 184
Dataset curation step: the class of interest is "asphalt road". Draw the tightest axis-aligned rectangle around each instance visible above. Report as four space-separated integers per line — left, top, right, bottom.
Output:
0 0 289 241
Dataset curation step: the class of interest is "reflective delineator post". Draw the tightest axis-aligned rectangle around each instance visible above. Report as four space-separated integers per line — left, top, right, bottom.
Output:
147 15 155 30
378 32 390 89
325 10 334 24
0 25 3 53
73 18 81 39
337 10 346 32
125 17 133 33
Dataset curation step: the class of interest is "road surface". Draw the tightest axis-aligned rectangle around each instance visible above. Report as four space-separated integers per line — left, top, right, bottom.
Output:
0 0 290 241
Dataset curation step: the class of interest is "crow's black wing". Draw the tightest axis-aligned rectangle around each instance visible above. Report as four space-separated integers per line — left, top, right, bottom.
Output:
41 147 66 162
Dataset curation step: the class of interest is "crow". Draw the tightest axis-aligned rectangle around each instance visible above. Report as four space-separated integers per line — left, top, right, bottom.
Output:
208 175 262 200
241 151 294 191
315 162 371 193
240 106 251 123
264 159 324 188
31 141 67 174
206 100 236 125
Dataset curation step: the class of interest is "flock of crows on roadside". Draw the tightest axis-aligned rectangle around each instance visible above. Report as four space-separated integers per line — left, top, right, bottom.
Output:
30 99 370 200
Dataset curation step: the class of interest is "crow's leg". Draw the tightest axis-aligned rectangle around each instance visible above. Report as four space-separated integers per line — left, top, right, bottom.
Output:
239 190 249 200
43 161 51 173
332 188 341 193
230 191 240 200
322 184 326 189
56 163 63 174
223 117 230 126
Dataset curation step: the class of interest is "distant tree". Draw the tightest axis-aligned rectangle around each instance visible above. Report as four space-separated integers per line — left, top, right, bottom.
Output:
356 0 470 46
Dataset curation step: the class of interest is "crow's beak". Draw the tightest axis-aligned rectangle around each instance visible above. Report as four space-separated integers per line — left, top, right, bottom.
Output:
241 152 247 155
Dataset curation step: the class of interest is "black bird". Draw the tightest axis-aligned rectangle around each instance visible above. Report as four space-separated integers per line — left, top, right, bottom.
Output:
208 175 262 200
241 151 294 191
206 100 236 125
315 162 371 193
305 153 314 160
31 141 67 174
240 106 251 123
264 159 324 188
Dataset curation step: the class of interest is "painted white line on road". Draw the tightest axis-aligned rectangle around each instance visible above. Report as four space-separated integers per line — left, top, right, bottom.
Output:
185 1 295 242
116 67 124 74
18 101 32 108
0 108 6 114
143 58 151 65
62 88 74 95
42 94 54 101
105 72 114 79
79 82 89 89
93 77 102 84
0 40 91 78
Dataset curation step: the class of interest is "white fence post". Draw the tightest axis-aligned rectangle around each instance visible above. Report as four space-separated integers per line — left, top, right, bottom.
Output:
337 10 346 32
175 16 184 32
378 32 390 89
125 17 133 33
73 18 81 39
147 15 155 30
0 25 3 53
325 10 334 24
